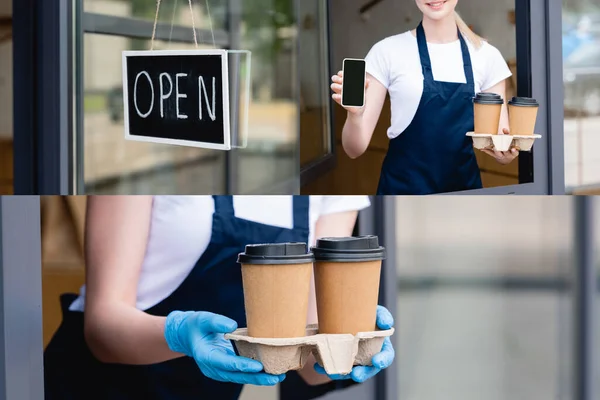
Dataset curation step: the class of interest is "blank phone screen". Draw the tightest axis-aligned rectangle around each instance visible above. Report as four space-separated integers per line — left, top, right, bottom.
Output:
342 59 366 107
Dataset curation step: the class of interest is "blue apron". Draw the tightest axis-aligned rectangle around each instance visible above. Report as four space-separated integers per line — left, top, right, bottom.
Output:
44 196 310 400
377 22 482 195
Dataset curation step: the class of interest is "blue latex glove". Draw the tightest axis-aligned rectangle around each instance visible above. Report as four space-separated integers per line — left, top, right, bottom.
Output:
165 311 285 386
314 305 395 383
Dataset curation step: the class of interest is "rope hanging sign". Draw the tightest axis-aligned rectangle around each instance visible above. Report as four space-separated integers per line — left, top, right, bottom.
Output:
122 0 251 151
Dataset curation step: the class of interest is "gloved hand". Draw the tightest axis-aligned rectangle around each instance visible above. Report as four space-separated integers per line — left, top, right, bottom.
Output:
165 311 285 386
314 305 395 383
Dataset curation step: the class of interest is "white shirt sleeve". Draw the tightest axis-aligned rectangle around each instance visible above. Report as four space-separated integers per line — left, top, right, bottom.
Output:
365 40 390 89
480 42 513 91
318 196 372 217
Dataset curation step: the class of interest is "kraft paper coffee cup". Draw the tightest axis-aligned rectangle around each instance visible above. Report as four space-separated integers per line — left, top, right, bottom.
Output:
311 236 385 335
473 92 504 134
508 97 539 136
238 243 314 338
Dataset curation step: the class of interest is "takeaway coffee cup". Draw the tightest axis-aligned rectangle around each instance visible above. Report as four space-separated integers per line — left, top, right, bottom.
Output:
473 92 504 134
508 97 539 136
311 236 386 335
238 243 314 338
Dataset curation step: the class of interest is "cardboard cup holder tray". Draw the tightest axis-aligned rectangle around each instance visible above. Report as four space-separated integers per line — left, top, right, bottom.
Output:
225 324 394 376
466 132 542 152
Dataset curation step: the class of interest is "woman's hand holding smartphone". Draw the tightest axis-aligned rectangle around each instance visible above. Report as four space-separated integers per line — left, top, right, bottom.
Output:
331 72 370 116
331 58 369 116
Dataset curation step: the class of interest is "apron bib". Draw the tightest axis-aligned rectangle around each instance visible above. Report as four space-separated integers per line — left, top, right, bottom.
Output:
377 22 482 195
44 196 310 400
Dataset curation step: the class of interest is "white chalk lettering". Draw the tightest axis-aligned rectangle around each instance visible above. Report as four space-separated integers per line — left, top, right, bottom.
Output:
133 71 154 118
198 76 216 121
176 73 188 120
159 73 173 119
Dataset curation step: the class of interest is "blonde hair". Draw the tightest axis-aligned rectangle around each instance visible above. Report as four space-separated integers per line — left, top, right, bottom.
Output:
455 12 483 49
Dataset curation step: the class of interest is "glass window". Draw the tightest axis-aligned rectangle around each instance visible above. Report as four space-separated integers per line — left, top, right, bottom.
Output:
78 0 311 194
395 197 573 399
234 0 301 194
0 8 12 194
82 35 227 194
563 1 600 192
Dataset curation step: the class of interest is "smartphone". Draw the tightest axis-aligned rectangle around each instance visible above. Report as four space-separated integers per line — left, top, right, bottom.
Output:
341 58 367 108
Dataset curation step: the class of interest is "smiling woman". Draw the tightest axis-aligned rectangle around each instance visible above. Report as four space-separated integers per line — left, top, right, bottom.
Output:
327 0 515 195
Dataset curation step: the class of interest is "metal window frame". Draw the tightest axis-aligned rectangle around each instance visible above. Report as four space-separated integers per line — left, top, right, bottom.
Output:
0 196 44 400
82 13 230 46
573 196 596 400
13 0 75 195
299 0 337 188
354 197 398 400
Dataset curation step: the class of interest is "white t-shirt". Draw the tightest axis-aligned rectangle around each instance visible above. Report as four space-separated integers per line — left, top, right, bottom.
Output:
69 196 371 312
365 31 512 139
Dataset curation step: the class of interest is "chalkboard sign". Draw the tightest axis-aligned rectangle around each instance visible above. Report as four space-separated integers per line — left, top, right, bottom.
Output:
122 49 231 151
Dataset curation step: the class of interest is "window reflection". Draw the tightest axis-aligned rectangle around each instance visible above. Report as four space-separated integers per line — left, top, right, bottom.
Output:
298 1 332 168
83 0 227 30
235 1 299 194
395 197 572 399
563 2 600 191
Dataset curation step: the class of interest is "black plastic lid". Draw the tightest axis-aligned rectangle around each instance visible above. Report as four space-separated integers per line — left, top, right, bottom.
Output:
311 236 386 262
473 92 504 105
508 97 539 107
237 242 314 265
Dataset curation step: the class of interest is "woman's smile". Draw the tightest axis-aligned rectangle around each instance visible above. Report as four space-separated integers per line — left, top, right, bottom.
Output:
426 1 448 11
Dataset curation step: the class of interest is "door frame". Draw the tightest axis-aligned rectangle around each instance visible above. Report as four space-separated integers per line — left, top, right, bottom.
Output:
13 0 75 195
356 196 398 400
0 196 45 399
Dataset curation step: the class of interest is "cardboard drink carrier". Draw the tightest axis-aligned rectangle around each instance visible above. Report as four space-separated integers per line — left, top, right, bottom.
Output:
468 95 542 152
230 237 393 375
226 325 394 375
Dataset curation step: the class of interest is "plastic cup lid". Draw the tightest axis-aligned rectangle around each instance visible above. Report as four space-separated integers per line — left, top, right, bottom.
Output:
237 242 314 265
508 97 539 107
473 92 504 105
311 236 386 262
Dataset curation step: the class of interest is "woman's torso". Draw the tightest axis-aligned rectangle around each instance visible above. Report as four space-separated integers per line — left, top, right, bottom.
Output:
68 195 371 313
365 31 511 139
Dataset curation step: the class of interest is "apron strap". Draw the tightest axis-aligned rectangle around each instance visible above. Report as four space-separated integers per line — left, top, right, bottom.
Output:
458 32 475 89
292 196 309 231
416 22 434 82
213 195 235 215
417 21 475 89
